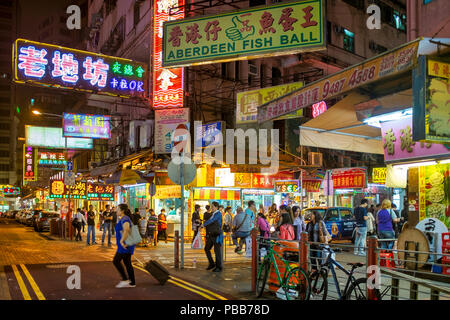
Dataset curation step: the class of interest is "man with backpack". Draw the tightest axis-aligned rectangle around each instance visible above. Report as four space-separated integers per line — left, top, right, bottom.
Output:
231 207 252 254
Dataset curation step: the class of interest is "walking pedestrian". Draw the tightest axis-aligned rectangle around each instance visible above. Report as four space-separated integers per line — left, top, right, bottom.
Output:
203 201 223 272
132 208 141 226
147 209 158 246
86 205 97 245
353 199 369 256
306 211 331 271
113 203 136 288
102 205 113 246
257 210 270 239
245 200 257 228
391 203 400 237
111 206 117 236
157 209 168 243
191 204 202 240
277 205 295 240
377 199 399 250
367 209 376 237
73 208 86 242
292 206 306 240
203 205 212 221
231 207 252 254
223 206 233 245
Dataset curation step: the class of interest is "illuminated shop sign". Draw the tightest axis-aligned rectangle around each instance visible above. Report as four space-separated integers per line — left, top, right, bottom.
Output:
332 168 367 189
153 0 185 108
38 152 67 167
13 39 148 98
87 183 114 201
312 100 327 118
49 180 87 199
63 113 111 139
372 167 387 184
23 146 37 182
26 126 93 149
274 180 300 193
195 121 224 148
1 185 20 197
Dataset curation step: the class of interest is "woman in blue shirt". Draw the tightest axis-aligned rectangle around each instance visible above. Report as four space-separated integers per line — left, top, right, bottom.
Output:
113 204 136 288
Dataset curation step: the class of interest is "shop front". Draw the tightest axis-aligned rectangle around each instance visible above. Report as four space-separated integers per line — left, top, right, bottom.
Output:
331 167 368 208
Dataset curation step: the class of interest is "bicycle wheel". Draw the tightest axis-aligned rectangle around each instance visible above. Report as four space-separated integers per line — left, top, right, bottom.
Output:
284 267 311 300
310 268 328 300
345 278 381 300
256 260 270 298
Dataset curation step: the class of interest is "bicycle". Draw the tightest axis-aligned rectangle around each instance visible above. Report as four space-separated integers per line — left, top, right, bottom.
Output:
256 239 310 300
309 245 381 300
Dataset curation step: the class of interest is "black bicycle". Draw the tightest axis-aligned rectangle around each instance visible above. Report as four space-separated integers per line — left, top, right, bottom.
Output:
309 245 381 300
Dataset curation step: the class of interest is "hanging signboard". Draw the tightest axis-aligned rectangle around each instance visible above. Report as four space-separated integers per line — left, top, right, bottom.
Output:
23 145 37 182
312 100 327 118
1 185 20 197
215 168 235 187
372 167 387 184
154 108 190 154
258 40 420 123
252 172 294 189
26 126 93 149
274 180 300 193
303 180 321 192
87 183 114 201
380 116 449 163
162 0 324 68
332 168 367 189
153 0 185 108
236 82 304 124
49 180 87 199
13 39 148 98
195 121 224 148
63 113 111 139
38 152 67 167
412 55 450 144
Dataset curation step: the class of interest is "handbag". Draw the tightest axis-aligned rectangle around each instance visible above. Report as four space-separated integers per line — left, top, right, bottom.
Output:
191 231 204 249
232 214 248 233
124 221 142 246
319 221 332 243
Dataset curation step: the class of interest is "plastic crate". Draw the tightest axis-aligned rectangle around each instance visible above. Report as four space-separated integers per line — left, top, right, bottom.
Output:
443 265 450 275
442 233 450 248
379 252 396 269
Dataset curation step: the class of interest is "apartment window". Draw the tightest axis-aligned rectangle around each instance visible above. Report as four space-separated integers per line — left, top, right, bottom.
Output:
0 164 9 171
0 12 12 20
343 29 355 53
0 178 8 184
272 67 281 86
0 23 11 31
0 123 10 130
0 150 9 157
133 2 140 27
342 0 365 10
0 137 9 144
0 96 10 104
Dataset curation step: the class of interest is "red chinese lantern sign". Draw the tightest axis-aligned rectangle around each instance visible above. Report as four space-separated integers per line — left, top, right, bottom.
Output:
153 0 184 108
312 101 327 118
23 146 37 182
332 168 366 189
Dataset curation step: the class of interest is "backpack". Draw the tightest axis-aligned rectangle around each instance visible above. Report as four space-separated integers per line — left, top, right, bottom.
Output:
280 224 295 240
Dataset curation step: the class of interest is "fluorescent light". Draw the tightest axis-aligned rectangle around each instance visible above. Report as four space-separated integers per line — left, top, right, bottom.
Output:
439 159 450 164
363 108 412 128
393 161 437 170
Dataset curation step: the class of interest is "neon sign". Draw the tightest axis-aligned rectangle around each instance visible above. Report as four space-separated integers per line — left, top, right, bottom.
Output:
63 113 111 139
13 39 148 98
312 101 327 118
23 146 37 182
38 152 67 167
153 0 184 108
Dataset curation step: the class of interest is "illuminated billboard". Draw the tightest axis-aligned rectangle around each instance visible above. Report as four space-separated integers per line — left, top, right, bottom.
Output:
162 0 324 68
23 146 37 182
26 126 93 149
153 0 185 108
13 39 148 98
63 113 111 139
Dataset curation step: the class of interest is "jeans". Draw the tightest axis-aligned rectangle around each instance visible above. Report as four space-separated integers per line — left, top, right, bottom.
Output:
75 225 82 241
354 227 367 253
113 252 135 285
232 231 250 250
378 230 395 250
158 229 167 242
310 244 322 270
87 225 95 244
102 222 112 245
204 235 222 269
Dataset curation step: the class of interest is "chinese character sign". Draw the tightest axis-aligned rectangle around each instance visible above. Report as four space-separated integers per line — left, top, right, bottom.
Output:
155 108 189 154
372 167 387 184
38 152 67 167
87 183 114 201
13 39 148 98
381 116 449 162
26 126 93 149
274 180 300 193
312 101 327 118
49 180 65 198
332 168 366 189
153 0 184 108
63 113 111 139
413 56 450 144
1 185 20 197
162 0 324 67
195 121 223 148
23 146 37 182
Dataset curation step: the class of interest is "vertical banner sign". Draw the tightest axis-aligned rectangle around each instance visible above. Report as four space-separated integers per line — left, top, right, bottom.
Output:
23 146 37 182
153 0 185 108
413 56 450 144
155 108 190 154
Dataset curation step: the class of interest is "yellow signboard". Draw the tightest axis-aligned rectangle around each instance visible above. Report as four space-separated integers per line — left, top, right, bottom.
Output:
237 82 304 124
372 167 386 184
162 0 324 67
258 40 420 122
428 59 450 79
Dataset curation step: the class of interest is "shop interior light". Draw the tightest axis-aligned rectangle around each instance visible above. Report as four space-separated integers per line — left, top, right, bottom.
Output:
363 108 412 128
393 161 437 170
438 159 450 164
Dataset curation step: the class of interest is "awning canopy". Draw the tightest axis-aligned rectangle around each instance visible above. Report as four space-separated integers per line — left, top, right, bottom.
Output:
90 163 119 177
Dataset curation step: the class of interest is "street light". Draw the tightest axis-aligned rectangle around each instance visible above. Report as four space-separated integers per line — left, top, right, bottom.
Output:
31 109 63 118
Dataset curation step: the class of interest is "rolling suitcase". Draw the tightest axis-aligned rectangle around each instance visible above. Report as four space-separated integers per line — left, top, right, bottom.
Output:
145 260 170 285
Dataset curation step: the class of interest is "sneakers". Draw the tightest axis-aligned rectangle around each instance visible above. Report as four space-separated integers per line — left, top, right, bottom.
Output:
353 250 358 255
358 252 366 256
115 280 136 288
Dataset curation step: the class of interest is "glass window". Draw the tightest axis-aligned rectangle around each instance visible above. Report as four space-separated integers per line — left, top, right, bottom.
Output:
325 209 340 221
343 29 355 53
340 209 353 220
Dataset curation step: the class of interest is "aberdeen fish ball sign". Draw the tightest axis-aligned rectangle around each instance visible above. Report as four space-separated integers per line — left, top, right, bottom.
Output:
13 39 148 98
162 0 324 67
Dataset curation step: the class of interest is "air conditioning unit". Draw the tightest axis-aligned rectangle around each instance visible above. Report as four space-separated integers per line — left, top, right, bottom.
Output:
248 63 259 77
308 152 323 166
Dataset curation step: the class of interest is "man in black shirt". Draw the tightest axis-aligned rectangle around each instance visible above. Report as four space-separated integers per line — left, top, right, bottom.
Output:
353 199 368 256
87 205 97 245
102 205 113 246
192 204 202 240
111 206 117 236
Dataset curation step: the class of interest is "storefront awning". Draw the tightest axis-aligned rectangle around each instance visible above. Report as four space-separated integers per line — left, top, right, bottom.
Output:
299 92 384 154
90 163 119 177
194 189 240 201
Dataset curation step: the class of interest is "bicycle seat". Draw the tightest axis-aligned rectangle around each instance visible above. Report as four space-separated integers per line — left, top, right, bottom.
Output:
347 262 364 268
